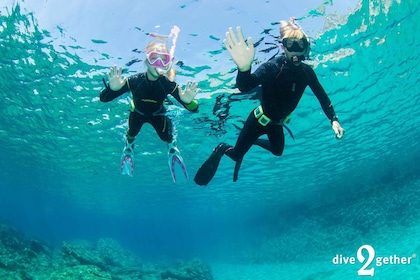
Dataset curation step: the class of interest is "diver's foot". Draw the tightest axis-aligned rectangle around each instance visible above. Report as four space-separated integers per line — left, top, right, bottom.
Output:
212 142 230 156
168 146 180 155
167 142 180 155
123 142 134 154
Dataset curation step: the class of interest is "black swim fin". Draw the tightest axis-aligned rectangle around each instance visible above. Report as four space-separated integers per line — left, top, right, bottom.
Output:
194 143 228 186
233 157 243 182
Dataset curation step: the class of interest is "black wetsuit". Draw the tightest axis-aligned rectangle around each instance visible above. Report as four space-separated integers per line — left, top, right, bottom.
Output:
225 55 338 161
100 73 198 143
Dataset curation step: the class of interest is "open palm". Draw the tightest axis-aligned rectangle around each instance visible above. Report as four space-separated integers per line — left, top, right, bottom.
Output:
223 26 255 72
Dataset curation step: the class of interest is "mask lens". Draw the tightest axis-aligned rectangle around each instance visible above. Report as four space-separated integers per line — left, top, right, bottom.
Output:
147 51 171 67
283 38 308 52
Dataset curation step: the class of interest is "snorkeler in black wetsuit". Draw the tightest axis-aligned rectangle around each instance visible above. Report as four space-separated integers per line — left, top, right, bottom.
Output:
100 71 198 145
100 28 199 178
194 21 345 186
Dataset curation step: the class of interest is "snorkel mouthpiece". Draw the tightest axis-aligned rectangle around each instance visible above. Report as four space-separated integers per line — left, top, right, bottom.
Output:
156 67 168 75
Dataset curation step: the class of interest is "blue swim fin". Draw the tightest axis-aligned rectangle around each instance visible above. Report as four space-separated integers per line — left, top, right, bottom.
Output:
120 142 134 177
168 151 188 183
121 154 134 177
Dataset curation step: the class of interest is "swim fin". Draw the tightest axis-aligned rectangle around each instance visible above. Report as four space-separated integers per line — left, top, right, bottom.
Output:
168 149 188 183
233 157 243 182
194 143 228 186
120 142 134 177
120 154 134 177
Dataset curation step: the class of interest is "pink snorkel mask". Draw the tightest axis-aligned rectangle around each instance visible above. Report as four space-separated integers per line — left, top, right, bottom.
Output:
146 50 172 68
146 26 180 74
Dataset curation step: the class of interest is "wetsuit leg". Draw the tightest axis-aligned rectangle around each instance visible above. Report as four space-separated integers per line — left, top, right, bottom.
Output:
225 112 265 161
127 112 145 143
151 115 173 143
254 124 285 156
224 112 267 182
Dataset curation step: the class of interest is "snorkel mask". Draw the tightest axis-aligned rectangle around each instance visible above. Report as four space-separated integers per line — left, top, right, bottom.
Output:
282 37 309 65
279 18 311 65
146 50 172 68
145 26 180 75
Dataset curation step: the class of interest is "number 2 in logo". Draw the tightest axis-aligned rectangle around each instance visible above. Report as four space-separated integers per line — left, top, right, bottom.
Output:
357 245 375 276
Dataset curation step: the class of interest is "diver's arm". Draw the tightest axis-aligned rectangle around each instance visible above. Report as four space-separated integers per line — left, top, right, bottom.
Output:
99 80 129 102
170 81 199 112
99 66 129 102
307 66 345 139
307 66 336 120
236 61 274 92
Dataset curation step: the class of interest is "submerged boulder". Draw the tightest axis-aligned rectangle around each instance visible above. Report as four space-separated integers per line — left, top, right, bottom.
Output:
161 259 213 280
0 221 214 280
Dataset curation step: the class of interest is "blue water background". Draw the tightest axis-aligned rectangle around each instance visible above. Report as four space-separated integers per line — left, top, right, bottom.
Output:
1 0 419 279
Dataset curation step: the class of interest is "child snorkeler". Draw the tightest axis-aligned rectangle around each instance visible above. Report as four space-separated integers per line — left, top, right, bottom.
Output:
100 26 199 181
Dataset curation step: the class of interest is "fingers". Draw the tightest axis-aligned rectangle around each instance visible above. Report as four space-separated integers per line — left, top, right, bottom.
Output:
236 26 245 43
108 65 121 78
247 37 254 51
223 39 229 50
224 26 251 51
225 27 236 48
334 127 345 139
336 129 345 139
184 81 199 95
186 81 198 91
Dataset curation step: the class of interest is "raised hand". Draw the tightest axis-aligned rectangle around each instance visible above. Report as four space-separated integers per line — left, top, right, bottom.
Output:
106 65 127 91
180 81 199 104
223 26 255 72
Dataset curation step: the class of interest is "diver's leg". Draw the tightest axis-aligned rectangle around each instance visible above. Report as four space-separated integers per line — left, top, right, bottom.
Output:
254 124 285 156
225 112 264 161
151 116 177 153
124 112 144 153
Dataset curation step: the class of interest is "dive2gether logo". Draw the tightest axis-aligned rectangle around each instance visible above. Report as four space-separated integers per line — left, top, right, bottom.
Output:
332 244 416 276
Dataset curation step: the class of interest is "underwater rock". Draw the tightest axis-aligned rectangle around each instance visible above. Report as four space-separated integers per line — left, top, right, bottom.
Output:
161 259 213 280
0 221 214 279
62 240 110 271
47 264 112 280
0 223 25 251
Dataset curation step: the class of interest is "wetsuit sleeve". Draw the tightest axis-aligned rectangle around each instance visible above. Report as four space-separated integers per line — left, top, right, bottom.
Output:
306 66 338 122
99 80 130 102
169 82 199 112
236 62 275 92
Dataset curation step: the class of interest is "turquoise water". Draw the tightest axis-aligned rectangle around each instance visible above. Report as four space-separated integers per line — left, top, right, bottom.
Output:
1 0 420 279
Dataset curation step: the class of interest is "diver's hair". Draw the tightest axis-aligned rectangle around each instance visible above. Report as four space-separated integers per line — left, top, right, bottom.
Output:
144 40 169 54
279 20 308 40
279 20 311 59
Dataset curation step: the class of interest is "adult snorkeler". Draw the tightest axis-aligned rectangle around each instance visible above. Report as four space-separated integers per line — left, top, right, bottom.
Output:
100 26 199 182
194 20 345 186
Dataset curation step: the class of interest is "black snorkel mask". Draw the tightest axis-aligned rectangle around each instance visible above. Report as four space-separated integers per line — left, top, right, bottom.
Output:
282 37 308 52
282 37 310 64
